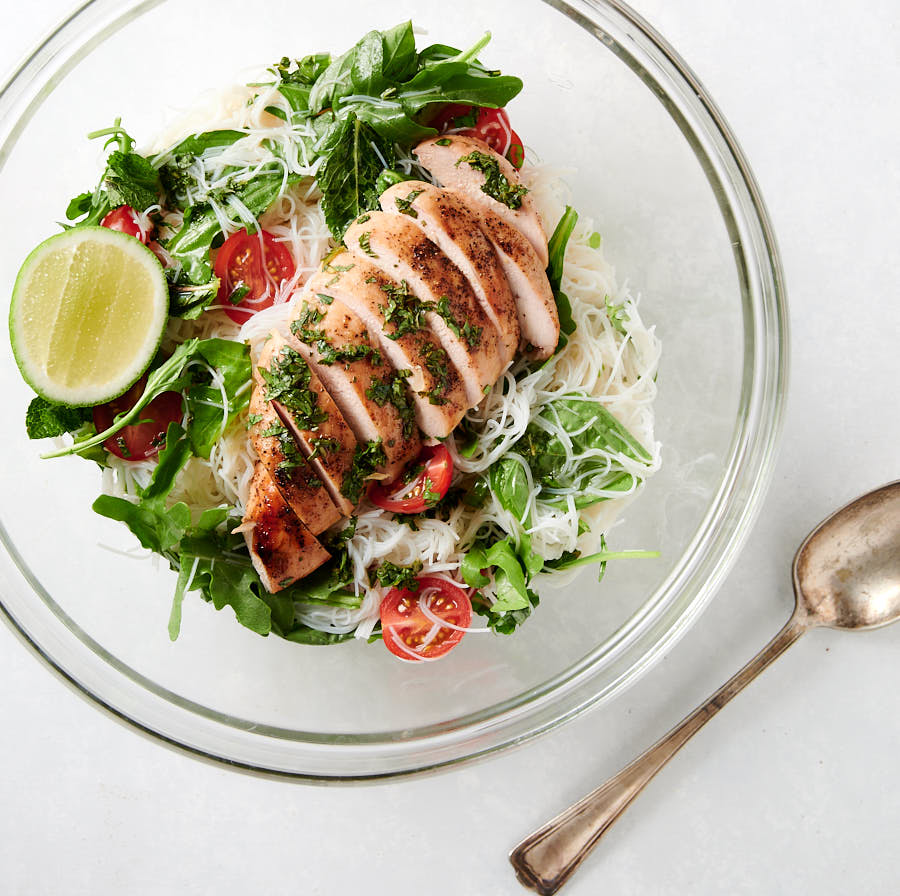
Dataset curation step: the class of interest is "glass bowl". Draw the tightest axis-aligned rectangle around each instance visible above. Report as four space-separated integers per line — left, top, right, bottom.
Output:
0 0 787 779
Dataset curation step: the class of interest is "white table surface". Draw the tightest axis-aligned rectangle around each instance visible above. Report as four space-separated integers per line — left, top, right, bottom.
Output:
2 2 898 894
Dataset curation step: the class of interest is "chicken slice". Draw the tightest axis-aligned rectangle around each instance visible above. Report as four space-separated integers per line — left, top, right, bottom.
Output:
283 290 421 481
450 195 559 359
344 212 502 405
379 180 520 365
242 463 330 593
302 253 468 438
414 135 548 266
256 334 358 516
248 376 342 535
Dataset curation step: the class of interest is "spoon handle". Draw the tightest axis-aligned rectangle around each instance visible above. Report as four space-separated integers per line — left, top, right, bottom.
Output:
509 614 808 895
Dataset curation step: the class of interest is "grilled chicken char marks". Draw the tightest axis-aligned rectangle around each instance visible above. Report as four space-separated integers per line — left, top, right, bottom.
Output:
248 366 342 536
380 181 520 366
257 333 358 516
344 212 502 405
447 197 558 360
305 252 468 438
414 134 548 267
285 288 421 481
242 464 330 592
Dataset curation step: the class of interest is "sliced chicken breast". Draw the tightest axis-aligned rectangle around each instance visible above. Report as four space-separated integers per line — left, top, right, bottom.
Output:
242 463 330 593
379 180 520 366
256 334 358 516
283 290 421 481
248 377 342 535
451 197 559 359
344 212 502 404
414 134 548 266
302 253 468 438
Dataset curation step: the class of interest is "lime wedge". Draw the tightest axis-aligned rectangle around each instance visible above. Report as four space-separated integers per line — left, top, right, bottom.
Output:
9 226 169 407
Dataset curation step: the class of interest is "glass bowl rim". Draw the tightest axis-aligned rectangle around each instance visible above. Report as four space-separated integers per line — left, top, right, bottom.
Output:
0 0 789 781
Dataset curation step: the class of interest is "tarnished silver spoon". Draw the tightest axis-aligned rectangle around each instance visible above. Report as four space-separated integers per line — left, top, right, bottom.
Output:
511 480 900 895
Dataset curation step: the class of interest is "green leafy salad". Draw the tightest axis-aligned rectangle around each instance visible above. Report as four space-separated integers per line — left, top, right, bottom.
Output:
9 22 662 661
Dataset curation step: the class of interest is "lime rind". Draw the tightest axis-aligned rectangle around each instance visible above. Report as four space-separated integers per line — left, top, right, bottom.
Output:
9 226 169 407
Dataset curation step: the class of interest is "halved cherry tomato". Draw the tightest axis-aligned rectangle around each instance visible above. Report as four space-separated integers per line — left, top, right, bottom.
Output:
369 444 453 513
380 576 472 661
214 228 296 324
93 378 184 461
428 104 525 169
101 205 148 242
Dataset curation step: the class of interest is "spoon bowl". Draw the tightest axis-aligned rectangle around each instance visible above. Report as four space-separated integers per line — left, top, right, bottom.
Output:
794 480 900 631
511 480 900 895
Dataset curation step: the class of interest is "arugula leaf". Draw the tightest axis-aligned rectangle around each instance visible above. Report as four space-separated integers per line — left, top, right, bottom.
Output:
316 113 394 239
25 397 91 440
92 423 192 553
41 341 198 459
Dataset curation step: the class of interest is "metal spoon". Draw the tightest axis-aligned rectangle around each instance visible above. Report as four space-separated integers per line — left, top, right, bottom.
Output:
510 480 900 895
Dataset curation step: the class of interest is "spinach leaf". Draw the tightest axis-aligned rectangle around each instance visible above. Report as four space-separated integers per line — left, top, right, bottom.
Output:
518 396 651 510
183 339 253 458
164 129 245 158
546 207 578 350
165 166 298 283
489 455 531 523
464 536 541 633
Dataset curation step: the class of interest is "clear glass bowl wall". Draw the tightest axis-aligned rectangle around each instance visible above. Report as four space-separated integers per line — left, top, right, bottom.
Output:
0 0 786 778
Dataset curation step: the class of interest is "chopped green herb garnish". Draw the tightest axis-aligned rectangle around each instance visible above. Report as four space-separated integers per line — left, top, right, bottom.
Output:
432 294 481 348
379 280 427 338
604 295 629 335
455 150 528 210
418 341 451 405
358 230 377 257
435 137 452 146
341 439 387 503
365 369 416 438
260 344 329 430
394 188 424 217
260 420 306 472
375 560 422 591
308 436 341 460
